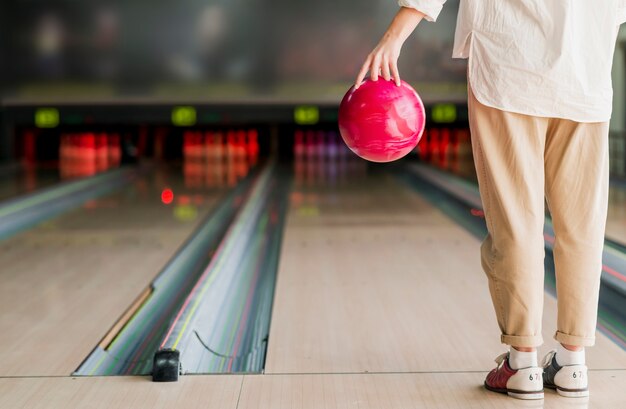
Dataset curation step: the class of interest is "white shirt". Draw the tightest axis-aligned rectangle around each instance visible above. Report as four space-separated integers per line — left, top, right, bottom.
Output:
399 0 626 122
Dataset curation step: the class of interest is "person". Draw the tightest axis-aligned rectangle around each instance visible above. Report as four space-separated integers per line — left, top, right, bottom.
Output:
355 0 626 400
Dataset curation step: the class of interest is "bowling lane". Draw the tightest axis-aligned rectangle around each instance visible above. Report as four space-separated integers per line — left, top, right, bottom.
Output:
0 164 62 201
0 375 243 409
0 163 244 377
265 163 626 374
1 370 625 408
607 182 626 246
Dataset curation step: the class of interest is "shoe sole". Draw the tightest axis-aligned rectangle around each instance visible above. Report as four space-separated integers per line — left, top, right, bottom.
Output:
509 391 545 400
556 388 589 398
545 383 589 398
484 382 544 400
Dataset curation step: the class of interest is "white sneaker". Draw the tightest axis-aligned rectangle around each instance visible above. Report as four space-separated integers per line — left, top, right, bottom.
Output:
542 350 589 397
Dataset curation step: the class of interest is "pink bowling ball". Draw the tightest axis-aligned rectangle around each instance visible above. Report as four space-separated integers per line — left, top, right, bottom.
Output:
338 79 426 163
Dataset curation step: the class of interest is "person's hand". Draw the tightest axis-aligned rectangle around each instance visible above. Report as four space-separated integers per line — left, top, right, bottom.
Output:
353 7 425 89
355 34 403 89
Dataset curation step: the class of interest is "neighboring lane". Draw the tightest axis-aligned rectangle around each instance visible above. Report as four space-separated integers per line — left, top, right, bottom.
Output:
0 164 240 376
0 164 62 201
265 162 626 374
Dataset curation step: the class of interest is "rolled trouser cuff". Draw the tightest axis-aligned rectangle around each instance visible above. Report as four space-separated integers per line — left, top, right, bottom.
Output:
501 334 543 348
554 331 595 347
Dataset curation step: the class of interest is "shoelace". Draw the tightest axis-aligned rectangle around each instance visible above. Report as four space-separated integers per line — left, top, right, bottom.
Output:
494 352 508 368
541 350 557 368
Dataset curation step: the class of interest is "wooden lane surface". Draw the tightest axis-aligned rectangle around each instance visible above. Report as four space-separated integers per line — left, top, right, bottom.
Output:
238 371 626 409
0 375 242 409
265 174 626 374
1 371 624 409
1 171 625 409
0 172 222 376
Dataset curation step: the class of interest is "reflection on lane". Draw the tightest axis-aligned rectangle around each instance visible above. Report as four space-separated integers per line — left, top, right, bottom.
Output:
0 165 61 201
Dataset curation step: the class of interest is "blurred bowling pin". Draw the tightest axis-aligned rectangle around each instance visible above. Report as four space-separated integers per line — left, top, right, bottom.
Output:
294 130 304 159
247 129 259 165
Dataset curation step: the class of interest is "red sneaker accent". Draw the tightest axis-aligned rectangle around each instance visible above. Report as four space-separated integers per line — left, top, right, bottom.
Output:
485 355 518 393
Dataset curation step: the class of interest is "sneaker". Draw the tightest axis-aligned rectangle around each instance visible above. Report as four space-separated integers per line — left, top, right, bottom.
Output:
542 350 589 398
484 352 544 400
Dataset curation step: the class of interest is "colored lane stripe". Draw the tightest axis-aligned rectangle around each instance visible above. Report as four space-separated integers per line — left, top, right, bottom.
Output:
78 163 288 375
228 216 268 371
76 167 255 376
163 168 272 350
603 264 626 283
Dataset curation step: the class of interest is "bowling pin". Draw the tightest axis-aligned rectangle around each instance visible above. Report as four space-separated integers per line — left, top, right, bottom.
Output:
294 130 304 159
196 131 206 164
247 129 259 165
429 129 440 163
440 128 450 168
226 156 237 187
183 131 193 163
226 130 236 162
235 130 246 161
327 130 339 159
109 133 121 167
23 130 37 166
315 131 326 183
417 129 429 161
305 130 316 160
213 131 225 163
205 131 215 164
96 133 108 172
316 130 325 158
214 149 225 187
76 133 96 177
59 134 67 179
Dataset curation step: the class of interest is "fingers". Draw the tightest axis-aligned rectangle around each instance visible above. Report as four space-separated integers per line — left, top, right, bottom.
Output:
391 62 401 86
381 57 392 82
355 55 372 89
355 50 401 89
370 54 381 82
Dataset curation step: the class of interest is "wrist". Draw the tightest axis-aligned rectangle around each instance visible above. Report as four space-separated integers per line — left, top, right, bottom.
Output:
383 30 403 43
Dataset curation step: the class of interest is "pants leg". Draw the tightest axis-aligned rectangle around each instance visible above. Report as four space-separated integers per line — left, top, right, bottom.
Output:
544 119 609 347
468 86 547 348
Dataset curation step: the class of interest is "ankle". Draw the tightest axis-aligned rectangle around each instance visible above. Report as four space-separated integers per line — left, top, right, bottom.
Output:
561 343 583 352
512 346 536 353
556 343 585 366
509 347 538 369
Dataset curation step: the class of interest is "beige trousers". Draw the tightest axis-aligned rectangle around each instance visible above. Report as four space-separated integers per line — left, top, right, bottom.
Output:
468 85 609 348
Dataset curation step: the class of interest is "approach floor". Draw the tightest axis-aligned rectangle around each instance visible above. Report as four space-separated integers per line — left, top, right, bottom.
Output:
0 162 624 409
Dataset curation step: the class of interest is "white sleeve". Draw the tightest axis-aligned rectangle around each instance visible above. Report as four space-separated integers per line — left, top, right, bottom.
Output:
619 0 626 24
398 0 446 22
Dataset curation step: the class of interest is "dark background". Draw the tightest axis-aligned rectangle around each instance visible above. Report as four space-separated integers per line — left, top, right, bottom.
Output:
1 0 466 103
